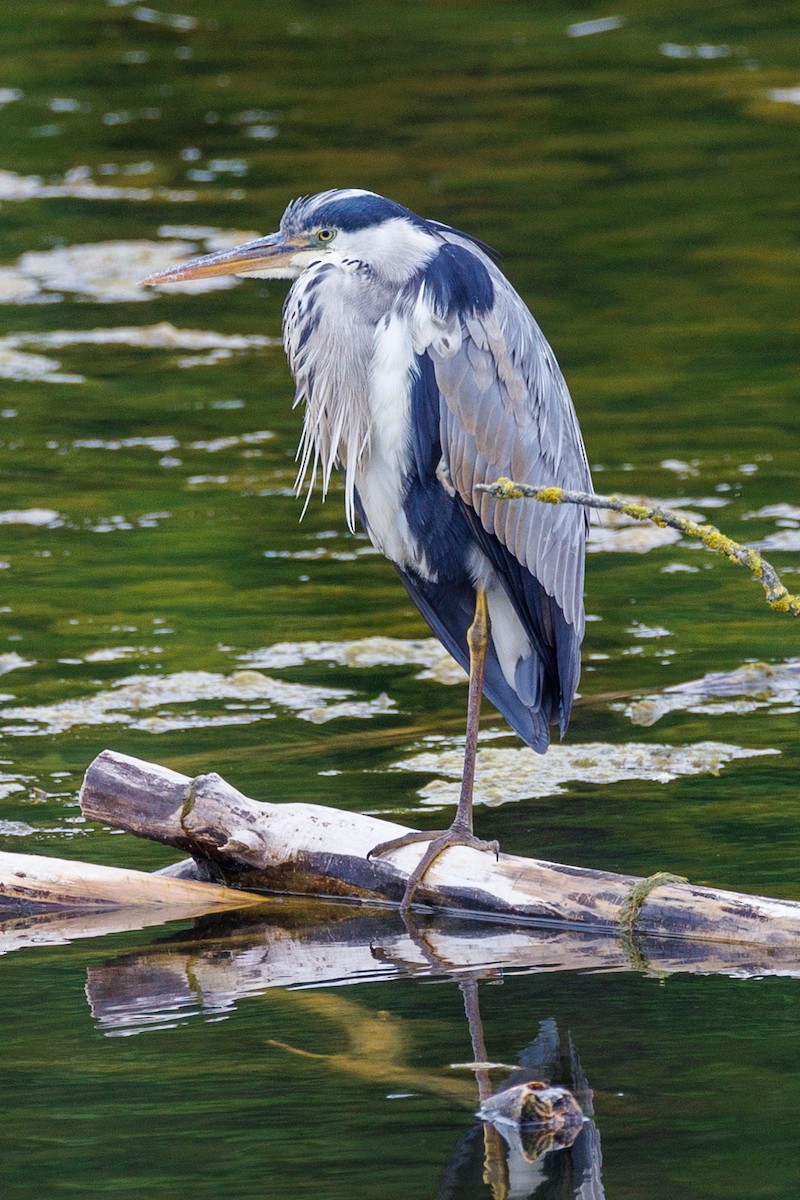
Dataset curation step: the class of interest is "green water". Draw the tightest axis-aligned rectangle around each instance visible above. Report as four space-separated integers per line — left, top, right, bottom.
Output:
0 1 798 1196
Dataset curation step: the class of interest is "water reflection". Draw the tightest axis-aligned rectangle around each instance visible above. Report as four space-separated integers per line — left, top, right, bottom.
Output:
2 897 799 1198
82 907 614 1200
447 1013 603 1200
4 906 781 1038
86 909 609 1197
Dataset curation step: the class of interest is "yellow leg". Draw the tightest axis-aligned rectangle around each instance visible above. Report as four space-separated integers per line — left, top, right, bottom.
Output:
454 588 490 832
368 589 499 910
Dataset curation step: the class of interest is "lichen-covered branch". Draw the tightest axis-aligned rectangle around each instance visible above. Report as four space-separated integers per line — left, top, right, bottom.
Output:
476 479 800 618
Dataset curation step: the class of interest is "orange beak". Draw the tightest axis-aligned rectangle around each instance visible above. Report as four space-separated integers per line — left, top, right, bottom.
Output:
141 233 304 285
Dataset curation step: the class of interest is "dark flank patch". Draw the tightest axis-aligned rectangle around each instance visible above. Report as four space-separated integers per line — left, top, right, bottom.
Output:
357 463 556 751
409 353 442 482
420 242 495 318
395 559 551 753
402 475 476 583
403 352 477 581
459 498 579 735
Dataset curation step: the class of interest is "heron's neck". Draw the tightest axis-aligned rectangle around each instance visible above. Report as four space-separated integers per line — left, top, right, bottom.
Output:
334 218 440 286
287 265 385 530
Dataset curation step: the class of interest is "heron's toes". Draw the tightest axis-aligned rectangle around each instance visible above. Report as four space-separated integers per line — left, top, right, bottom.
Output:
366 829 438 861
367 823 500 911
426 827 498 859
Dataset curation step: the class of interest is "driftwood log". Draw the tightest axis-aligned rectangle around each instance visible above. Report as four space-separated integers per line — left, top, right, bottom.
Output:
0 847 266 917
76 749 800 949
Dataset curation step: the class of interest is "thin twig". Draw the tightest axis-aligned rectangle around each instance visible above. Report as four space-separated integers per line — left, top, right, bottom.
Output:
475 478 800 618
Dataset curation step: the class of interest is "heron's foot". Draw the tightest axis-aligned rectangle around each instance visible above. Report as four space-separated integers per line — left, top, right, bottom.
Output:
368 823 499 911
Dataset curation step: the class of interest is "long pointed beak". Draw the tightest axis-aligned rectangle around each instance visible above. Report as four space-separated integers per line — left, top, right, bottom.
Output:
141 233 303 285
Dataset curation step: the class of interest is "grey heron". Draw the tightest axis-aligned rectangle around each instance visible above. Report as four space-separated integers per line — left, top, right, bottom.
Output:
144 189 591 908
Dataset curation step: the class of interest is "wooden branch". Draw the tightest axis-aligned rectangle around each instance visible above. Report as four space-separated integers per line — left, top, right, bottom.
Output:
0 848 266 915
475 479 800 617
78 750 800 949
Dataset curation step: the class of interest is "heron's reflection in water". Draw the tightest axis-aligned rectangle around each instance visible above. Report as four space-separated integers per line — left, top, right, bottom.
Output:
77 908 605 1197
438 984 604 1200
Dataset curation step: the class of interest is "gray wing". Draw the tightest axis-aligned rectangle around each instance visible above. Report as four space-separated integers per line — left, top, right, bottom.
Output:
429 245 591 638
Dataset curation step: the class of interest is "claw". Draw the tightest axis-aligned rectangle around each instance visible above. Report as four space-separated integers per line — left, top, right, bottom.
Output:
368 823 501 910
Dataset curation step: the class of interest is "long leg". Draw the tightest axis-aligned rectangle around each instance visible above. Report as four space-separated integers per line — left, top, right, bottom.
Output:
368 589 499 910
454 587 489 833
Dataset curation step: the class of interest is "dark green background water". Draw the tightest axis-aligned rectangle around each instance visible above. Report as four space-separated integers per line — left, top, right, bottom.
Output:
0 2 798 1196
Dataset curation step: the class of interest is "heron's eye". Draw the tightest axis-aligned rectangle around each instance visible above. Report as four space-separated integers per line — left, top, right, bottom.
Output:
317 229 336 243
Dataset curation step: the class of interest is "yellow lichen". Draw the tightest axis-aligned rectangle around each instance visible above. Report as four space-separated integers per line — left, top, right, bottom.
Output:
180 781 197 825
769 595 798 614
492 476 526 500
534 486 564 504
616 500 653 521
745 550 764 578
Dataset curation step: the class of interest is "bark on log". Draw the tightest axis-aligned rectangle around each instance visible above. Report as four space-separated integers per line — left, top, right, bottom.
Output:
0 848 266 915
79 749 800 949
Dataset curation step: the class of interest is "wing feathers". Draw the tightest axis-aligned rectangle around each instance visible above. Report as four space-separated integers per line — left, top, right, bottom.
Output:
406 237 591 736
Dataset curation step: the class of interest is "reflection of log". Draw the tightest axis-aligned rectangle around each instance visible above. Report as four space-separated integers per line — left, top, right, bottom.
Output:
80 908 800 1035
10 904 800 984
80 749 800 948
0 904 230 954
0 848 265 917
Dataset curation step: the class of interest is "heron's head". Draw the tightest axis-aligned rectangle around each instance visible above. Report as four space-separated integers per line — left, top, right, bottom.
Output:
142 189 440 289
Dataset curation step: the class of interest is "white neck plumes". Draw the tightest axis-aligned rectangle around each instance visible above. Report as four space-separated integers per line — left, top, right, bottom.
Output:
284 217 439 531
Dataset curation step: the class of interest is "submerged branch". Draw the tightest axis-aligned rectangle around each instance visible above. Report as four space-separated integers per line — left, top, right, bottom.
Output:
476 479 800 617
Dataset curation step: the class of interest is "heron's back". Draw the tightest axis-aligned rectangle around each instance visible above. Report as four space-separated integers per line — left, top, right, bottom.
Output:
283 225 589 752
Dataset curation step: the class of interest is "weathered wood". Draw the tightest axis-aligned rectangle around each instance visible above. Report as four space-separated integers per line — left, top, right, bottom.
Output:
0 848 266 915
79 749 800 948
